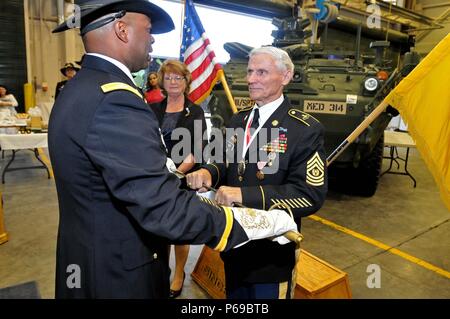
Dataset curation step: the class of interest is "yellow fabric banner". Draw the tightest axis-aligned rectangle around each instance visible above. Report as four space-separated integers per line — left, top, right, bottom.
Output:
384 34 450 212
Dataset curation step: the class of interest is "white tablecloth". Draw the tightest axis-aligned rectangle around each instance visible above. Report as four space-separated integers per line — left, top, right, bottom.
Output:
0 119 27 127
0 133 48 151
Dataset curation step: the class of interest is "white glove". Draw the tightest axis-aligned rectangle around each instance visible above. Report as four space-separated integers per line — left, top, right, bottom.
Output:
231 207 298 248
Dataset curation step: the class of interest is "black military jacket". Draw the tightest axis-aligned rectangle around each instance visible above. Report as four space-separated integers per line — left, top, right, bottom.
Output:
204 97 328 284
48 55 248 298
150 97 207 171
55 80 67 99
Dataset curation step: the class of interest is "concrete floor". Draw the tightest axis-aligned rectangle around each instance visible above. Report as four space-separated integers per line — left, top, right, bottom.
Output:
0 146 448 299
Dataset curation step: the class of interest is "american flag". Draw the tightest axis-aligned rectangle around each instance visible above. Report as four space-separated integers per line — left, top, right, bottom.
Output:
180 0 222 104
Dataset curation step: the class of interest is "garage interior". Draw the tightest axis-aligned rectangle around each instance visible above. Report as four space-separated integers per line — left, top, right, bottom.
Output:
0 0 449 299
0 146 448 298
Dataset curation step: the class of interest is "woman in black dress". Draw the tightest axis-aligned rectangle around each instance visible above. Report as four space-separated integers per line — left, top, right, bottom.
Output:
149 59 208 299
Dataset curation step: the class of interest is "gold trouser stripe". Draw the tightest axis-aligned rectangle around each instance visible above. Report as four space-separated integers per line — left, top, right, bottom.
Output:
213 206 234 252
37 148 54 179
309 214 450 280
209 163 221 189
259 186 265 210
101 82 143 99
278 281 289 299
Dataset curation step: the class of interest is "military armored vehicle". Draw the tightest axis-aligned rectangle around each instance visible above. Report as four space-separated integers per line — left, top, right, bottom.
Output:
203 0 419 196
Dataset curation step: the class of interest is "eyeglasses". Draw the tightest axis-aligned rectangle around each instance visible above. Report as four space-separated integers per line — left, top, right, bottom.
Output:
163 75 185 82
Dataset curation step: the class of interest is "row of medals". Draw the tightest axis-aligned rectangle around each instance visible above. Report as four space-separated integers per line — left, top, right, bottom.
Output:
237 151 277 182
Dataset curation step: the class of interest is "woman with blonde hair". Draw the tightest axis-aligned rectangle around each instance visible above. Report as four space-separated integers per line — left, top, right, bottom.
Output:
149 59 207 298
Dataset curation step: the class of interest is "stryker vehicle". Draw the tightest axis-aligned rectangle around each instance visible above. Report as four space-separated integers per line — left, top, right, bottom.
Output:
201 0 421 196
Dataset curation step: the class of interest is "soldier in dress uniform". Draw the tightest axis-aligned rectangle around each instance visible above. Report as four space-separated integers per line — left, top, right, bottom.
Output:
55 62 79 99
187 46 328 299
49 0 297 299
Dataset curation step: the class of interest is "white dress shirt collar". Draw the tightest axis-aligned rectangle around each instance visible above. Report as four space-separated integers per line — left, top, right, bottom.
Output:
253 95 285 128
243 95 285 155
86 53 136 85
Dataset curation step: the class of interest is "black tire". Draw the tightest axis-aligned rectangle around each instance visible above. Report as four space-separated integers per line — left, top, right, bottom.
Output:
349 135 384 197
329 135 384 197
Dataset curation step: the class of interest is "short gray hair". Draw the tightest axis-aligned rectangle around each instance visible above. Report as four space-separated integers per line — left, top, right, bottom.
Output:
249 46 294 73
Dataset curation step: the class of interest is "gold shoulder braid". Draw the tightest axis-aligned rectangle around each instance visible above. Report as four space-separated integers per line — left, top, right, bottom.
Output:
238 105 254 113
101 82 143 99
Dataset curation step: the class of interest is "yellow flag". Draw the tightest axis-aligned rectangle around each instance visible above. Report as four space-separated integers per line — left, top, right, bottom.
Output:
384 34 450 211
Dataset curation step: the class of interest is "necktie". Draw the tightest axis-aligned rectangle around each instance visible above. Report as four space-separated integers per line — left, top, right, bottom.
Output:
251 108 260 129
246 108 260 145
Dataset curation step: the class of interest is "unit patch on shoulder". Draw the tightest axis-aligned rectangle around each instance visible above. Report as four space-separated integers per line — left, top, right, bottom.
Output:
101 82 143 99
306 152 325 186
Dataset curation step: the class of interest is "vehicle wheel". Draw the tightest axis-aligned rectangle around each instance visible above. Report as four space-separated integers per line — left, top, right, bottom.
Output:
329 135 384 197
349 135 384 197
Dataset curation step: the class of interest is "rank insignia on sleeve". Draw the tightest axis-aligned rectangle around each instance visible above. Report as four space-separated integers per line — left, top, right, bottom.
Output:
198 195 220 208
306 152 325 186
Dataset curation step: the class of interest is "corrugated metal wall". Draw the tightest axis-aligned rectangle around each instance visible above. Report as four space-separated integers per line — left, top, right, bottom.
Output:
415 0 450 55
0 0 27 112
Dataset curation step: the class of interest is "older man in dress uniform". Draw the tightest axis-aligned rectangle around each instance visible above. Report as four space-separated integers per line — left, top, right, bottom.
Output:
187 46 328 299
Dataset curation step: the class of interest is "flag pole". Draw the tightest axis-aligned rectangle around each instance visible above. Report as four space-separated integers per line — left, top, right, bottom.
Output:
326 68 403 165
326 100 389 166
180 0 186 45
218 69 238 114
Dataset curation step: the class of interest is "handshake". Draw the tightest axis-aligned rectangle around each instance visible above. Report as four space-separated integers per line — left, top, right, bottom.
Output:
166 159 301 247
228 206 300 248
